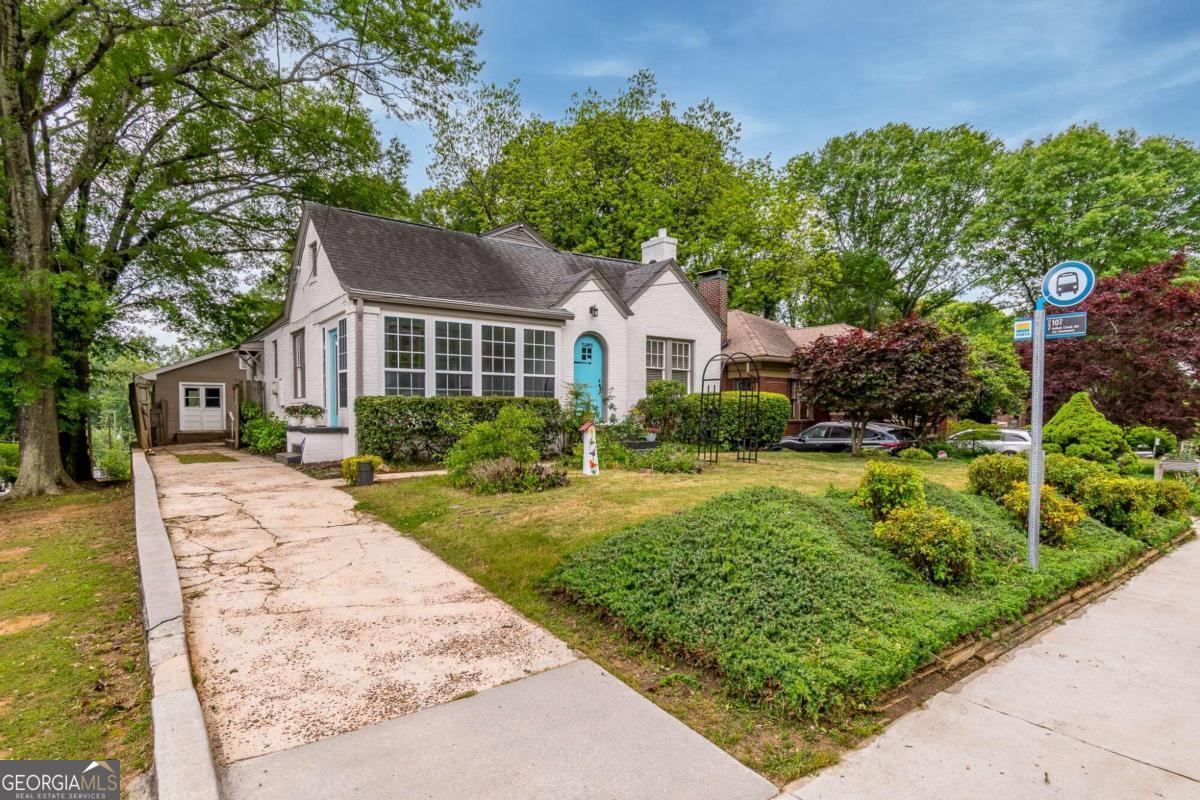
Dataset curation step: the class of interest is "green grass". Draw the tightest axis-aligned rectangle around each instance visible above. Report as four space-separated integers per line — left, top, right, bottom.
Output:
351 452 969 781
547 482 1160 716
350 451 1191 782
0 488 151 785
175 452 235 464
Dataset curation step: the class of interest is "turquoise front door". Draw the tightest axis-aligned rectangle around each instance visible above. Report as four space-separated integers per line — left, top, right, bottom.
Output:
573 334 604 419
327 327 339 427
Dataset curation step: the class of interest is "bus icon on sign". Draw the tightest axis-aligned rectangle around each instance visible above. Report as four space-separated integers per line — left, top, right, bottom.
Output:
1055 270 1079 295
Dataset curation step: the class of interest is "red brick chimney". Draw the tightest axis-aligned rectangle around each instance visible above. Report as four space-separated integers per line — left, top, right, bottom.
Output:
696 268 728 344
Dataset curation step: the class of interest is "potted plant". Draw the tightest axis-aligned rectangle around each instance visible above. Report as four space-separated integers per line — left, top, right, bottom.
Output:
644 425 660 442
283 403 324 427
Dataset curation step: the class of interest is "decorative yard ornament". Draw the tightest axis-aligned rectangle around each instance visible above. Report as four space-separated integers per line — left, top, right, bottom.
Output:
579 421 600 476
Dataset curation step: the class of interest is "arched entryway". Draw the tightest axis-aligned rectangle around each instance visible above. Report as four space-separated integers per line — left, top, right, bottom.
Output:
572 333 605 418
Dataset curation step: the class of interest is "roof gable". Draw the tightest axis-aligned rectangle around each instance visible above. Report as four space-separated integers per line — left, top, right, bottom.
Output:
480 222 556 250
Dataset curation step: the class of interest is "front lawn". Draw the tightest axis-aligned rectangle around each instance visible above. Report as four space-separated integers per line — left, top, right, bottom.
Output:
352 452 968 780
351 451 1187 783
0 488 151 787
547 483 1153 716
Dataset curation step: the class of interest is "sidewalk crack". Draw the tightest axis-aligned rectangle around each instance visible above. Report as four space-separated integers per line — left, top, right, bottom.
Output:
959 696 1200 784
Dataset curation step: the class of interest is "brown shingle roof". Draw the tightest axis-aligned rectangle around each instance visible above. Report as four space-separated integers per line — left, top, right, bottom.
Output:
723 310 856 362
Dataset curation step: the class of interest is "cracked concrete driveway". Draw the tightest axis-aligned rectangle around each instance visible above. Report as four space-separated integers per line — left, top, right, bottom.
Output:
150 446 574 764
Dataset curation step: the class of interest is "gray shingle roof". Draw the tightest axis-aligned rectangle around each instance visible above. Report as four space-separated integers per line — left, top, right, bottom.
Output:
307 204 673 314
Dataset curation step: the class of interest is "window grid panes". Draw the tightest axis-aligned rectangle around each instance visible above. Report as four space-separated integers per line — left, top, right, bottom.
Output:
646 338 666 384
383 317 426 396
523 330 555 397
184 388 200 408
435 321 472 396
204 387 221 408
670 341 691 387
481 325 516 396
336 318 348 409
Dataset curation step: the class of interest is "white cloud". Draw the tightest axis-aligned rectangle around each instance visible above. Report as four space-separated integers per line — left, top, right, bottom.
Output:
625 22 710 50
567 58 638 78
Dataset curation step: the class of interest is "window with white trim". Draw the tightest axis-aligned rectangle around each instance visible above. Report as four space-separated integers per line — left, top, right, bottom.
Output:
336 318 348 409
481 325 516 396
670 341 691 387
383 316 425 396
646 338 691 389
292 330 306 398
435 321 472 396
523 330 555 397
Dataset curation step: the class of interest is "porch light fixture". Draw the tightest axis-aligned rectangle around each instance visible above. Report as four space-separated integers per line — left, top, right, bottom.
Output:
589 305 599 317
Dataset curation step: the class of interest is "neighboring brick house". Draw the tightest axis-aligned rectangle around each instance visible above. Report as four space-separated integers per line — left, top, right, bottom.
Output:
246 205 724 463
695 269 855 436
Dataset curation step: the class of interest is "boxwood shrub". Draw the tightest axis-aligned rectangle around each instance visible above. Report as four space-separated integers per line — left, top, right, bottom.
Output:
1000 481 1086 546
873 505 976 585
356 396 563 462
852 460 925 521
671 391 790 448
967 453 1028 501
1078 474 1154 538
1043 453 1106 500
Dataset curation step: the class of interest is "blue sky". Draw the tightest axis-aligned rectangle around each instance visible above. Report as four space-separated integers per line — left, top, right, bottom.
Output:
381 0 1200 188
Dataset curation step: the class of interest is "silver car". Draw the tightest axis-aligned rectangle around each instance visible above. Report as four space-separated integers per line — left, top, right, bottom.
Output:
947 428 1032 455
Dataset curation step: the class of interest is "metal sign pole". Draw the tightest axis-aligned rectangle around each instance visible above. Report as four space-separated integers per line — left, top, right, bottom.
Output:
1026 298 1046 571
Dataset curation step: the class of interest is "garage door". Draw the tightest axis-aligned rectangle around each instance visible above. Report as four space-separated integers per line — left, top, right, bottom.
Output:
180 384 225 431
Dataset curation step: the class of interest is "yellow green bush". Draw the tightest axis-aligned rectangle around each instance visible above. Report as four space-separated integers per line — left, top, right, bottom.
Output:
874 505 976 585
967 453 1028 500
1078 475 1154 539
1000 481 1086 546
852 460 925 521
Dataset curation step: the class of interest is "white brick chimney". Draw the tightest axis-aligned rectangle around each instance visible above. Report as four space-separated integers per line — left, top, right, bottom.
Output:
640 228 677 264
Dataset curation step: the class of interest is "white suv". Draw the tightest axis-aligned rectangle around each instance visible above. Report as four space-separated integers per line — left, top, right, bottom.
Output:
948 428 1032 455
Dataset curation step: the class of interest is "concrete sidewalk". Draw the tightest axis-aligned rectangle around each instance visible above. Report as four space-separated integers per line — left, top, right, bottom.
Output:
788 535 1200 799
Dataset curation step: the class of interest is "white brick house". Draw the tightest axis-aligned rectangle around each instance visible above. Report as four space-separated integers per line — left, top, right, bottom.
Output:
242 204 724 463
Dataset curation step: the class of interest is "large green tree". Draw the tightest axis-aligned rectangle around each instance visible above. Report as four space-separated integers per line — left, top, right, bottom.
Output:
967 124 1200 304
785 123 1001 329
420 71 745 263
0 0 478 496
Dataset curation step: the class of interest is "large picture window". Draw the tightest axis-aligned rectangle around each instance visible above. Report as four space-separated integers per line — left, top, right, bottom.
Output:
383 316 426 396
292 330 306 398
523 330 555 397
435 321 472 396
646 338 691 389
481 325 516 396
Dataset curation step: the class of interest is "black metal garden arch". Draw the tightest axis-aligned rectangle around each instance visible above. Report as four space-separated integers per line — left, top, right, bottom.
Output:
696 353 761 464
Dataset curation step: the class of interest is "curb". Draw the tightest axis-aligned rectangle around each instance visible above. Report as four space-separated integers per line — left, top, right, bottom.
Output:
132 449 222 800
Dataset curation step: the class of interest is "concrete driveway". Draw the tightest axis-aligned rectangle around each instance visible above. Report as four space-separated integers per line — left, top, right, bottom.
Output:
151 446 574 763
151 446 775 800
787 534 1200 800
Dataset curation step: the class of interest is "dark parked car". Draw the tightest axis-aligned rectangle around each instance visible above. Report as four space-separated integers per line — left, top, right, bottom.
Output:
769 422 917 454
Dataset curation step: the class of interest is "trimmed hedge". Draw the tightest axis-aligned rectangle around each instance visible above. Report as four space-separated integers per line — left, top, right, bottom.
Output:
672 391 791 449
1000 481 1085 546
356 396 563 462
1078 475 1154 539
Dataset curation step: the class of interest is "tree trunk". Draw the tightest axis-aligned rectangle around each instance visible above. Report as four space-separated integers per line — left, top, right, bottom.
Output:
2 1 75 496
59 345 95 482
850 419 865 456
